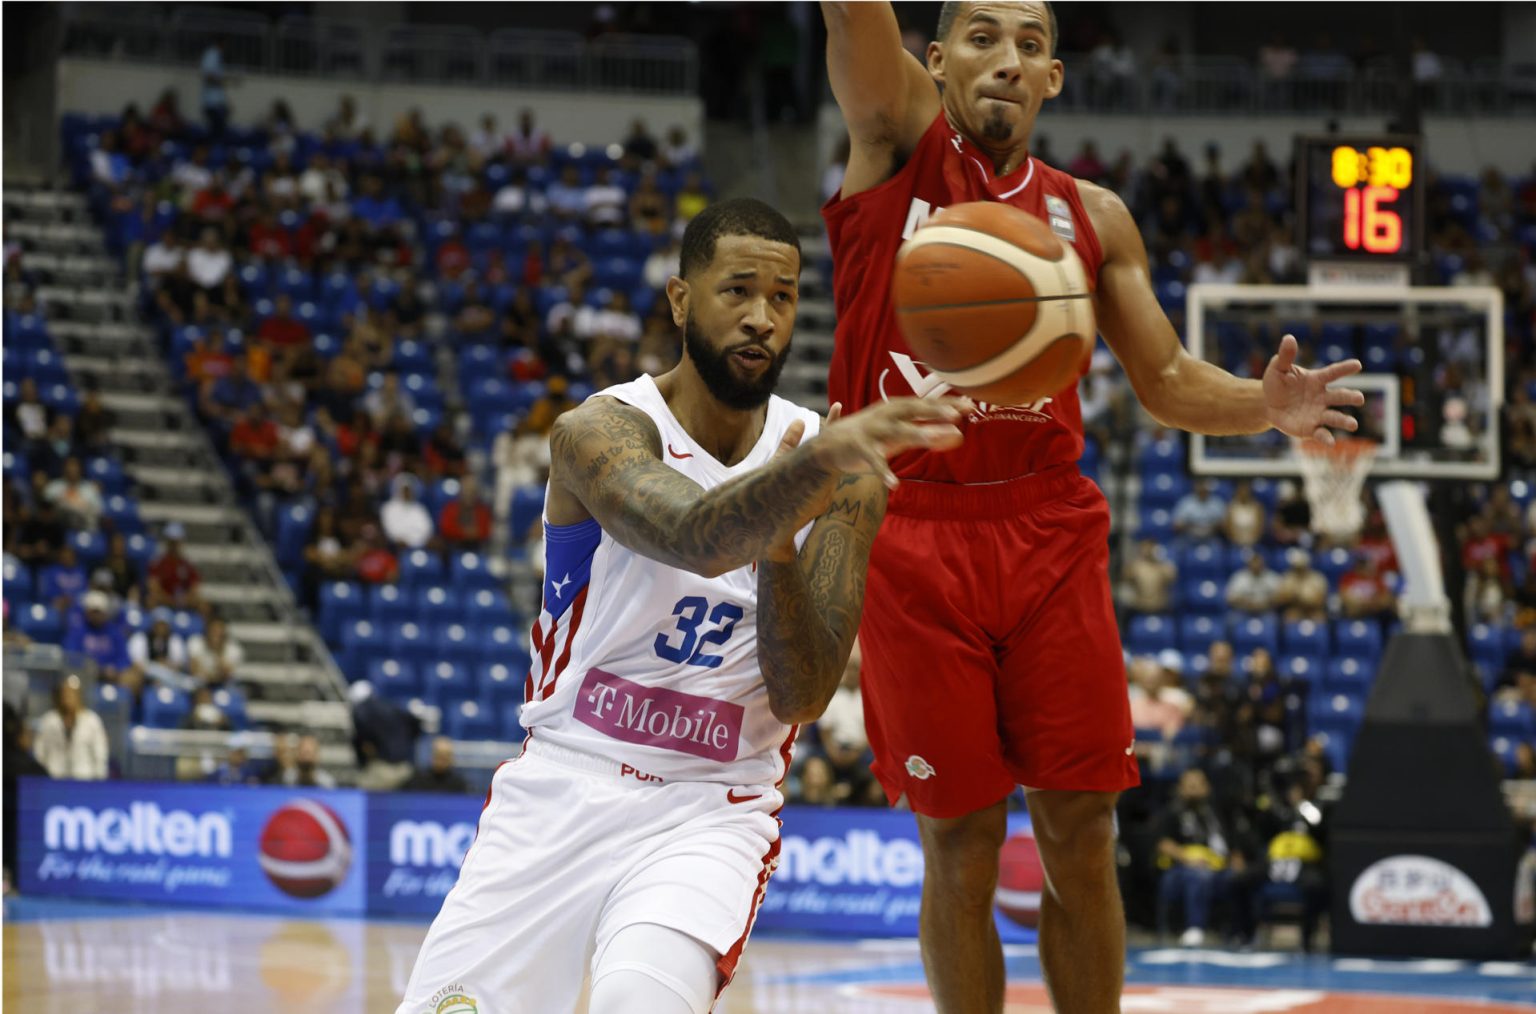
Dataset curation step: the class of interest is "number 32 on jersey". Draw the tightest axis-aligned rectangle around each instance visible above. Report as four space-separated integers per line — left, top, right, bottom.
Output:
654 596 743 669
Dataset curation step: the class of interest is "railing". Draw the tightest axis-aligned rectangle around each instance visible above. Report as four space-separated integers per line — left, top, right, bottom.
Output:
60 7 699 98
1050 52 1536 117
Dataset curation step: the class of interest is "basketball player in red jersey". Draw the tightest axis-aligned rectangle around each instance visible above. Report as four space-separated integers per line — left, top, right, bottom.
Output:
821 3 1365 1011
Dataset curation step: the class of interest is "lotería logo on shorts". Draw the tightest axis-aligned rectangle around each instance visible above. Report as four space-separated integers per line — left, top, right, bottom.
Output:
429 984 478 1014
905 755 936 780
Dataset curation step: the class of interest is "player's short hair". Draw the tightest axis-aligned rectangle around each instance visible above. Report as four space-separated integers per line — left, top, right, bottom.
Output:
937 1 1057 55
679 198 800 279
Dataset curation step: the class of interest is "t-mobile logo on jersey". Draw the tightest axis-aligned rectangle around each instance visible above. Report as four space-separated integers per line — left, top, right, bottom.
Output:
575 667 744 762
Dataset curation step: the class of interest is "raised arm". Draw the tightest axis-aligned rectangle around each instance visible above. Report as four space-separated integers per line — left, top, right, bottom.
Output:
821 1 940 197
547 396 964 579
1083 180 1364 443
756 473 886 723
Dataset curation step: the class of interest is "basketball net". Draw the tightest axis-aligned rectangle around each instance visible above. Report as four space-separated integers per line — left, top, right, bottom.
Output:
1295 437 1377 540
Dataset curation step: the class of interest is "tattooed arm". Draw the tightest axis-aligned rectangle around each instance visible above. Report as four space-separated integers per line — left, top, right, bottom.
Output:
547 396 961 578
756 473 887 724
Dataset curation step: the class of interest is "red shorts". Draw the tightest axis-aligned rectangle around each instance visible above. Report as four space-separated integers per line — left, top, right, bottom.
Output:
858 465 1139 819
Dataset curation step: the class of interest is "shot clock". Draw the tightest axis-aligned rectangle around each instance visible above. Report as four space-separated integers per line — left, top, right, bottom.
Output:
1297 135 1423 264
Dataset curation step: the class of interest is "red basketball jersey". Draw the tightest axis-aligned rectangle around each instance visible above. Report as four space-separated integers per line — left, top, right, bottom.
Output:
823 112 1105 485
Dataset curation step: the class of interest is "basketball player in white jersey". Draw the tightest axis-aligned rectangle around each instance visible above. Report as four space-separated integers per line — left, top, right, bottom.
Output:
397 198 969 1014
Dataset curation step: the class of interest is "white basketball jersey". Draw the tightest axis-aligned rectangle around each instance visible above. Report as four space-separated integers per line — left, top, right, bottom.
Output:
521 374 823 787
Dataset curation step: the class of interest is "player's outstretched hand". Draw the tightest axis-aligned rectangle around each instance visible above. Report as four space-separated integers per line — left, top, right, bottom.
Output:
1262 334 1366 447
810 396 972 488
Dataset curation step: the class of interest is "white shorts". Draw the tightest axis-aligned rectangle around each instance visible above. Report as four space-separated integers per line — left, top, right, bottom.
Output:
396 737 783 1014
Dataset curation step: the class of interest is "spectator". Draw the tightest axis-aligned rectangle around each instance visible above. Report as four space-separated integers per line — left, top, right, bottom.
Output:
74 390 113 455
675 173 709 222
1258 34 1298 81
629 175 673 236
128 607 190 679
1068 141 1106 183
1155 768 1254 947
644 235 682 290
1173 480 1228 540
7 377 53 445
1339 556 1396 620
171 145 214 193
621 119 658 167
1194 641 1242 739
4 701 50 886
39 544 89 613
1227 552 1282 613
352 175 404 231
364 372 418 427
506 109 551 164
186 227 235 306
800 638 881 806
492 167 547 219
468 113 504 161
381 475 435 550
299 151 348 205
1464 557 1509 624
1275 548 1328 623
453 280 497 337
350 681 420 791
206 738 260 786
546 165 587 221
63 590 138 692
147 523 202 611
1271 479 1313 546
257 293 312 350
1224 481 1266 547
1128 653 1194 740
13 493 66 572
422 421 467 480
187 615 244 688
658 125 696 169
545 235 593 288
185 327 236 385
355 524 400 585
199 356 263 425
199 41 230 138
292 733 337 789
32 675 110 781
1123 539 1177 613
402 737 470 794
1462 515 1513 583
45 457 104 531
31 415 79 480
1254 772 1330 952
389 278 427 339
325 94 368 140
545 280 597 340
95 533 142 607
438 475 493 553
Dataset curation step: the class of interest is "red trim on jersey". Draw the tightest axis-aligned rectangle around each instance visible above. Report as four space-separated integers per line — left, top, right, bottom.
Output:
460 758 513 873
540 585 589 701
714 832 781 996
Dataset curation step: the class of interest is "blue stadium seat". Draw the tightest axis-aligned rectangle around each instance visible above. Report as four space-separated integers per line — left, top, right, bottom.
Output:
70 530 107 568
1137 507 1174 541
340 619 388 678
479 659 528 705
1179 541 1225 578
371 583 415 628
1468 623 1505 672
16 603 63 643
465 588 515 626
142 686 190 729
417 585 460 627
103 494 143 533
390 622 435 669
510 486 546 541
1490 700 1535 739
276 504 313 568
1183 578 1224 615
319 581 366 644
93 681 128 719
1335 620 1382 658
1312 729 1351 773
399 548 445 587
172 610 204 638
124 533 157 567
1325 657 1373 693
444 698 498 741
1231 615 1279 656
423 660 475 709
369 658 420 701
1179 614 1223 653
1280 655 1323 685
481 623 525 665
1126 614 1177 655
1310 692 1365 736
1316 546 1353 587
437 622 476 663
4 555 34 602
451 552 499 591
500 700 527 742
211 687 248 730
1139 472 1190 510
1282 619 1329 656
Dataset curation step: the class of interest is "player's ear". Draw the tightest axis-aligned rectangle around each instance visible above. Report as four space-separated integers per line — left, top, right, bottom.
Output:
1044 57 1064 100
666 275 689 328
927 40 946 84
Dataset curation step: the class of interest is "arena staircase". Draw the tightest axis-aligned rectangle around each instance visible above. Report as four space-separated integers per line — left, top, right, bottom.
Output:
4 187 356 768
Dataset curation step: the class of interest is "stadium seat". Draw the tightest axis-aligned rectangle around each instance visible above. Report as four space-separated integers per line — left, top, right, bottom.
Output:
4 555 34 602
1335 619 1382 658
510 486 546 541
369 658 420 701
478 661 524 705
417 585 460 627
276 504 313 568
340 619 388 678
1179 614 1223 653
16 603 63 643
444 698 498 741
1468 624 1506 672
481 623 525 666
1489 700 1535 739
1325 657 1373 693
390 622 435 670
1282 619 1329 655
1312 729 1351 773
451 552 500 591
1126 614 1177 655
371 583 415 628
424 661 476 710
319 581 366 644
1280 655 1324 685
1231 615 1279 656
142 686 190 728
1183 579 1224 615
1316 546 1353 587
1139 472 1190 510
1137 507 1174 541
500 700 527 742
399 548 445 587
1179 541 1225 578
1310 692 1365 735
211 687 248 729
437 622 477 663
465 588 516 626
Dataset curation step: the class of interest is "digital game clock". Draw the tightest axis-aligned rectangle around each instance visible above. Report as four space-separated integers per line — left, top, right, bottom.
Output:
1297 135 1423 263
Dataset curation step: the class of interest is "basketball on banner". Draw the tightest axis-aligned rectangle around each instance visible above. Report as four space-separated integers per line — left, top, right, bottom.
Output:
259 799 355 899
995 830 1045 928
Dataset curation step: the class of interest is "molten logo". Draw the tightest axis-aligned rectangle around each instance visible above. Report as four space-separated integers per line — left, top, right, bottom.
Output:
258 799 353 899
389 820 478 868
575 667 743 761
43 802 232 858
778 830 923 887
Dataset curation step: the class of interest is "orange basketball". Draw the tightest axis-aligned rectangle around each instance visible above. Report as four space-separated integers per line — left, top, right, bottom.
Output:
891 202 1095 406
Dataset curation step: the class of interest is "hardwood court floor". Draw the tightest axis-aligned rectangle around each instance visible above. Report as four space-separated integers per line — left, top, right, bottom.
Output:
4 899 1534 1013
